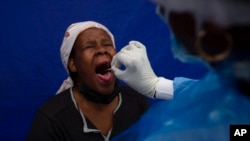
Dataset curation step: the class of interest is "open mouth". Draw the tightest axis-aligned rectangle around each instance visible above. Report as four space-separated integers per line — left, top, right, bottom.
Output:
95 62 111 74
95 62 113 83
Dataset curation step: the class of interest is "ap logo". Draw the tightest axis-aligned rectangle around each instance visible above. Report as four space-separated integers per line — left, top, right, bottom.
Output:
230 124 249 141
234 129 247 136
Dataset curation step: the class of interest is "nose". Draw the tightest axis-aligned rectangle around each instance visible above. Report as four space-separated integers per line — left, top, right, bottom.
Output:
95 45 108 55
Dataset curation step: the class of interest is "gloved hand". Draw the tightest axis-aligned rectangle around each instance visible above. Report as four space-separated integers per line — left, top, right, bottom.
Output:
111 41 160 98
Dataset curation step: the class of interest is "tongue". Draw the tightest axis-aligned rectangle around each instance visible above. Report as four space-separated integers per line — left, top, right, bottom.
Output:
97 71 112 82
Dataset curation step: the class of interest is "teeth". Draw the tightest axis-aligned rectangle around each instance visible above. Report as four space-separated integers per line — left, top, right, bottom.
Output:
106 68 111 71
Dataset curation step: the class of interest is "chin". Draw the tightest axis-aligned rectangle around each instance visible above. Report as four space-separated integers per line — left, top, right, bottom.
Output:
96 85 114 95
92 76 116 95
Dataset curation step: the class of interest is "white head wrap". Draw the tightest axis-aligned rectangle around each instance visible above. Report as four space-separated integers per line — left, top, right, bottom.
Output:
56 21 115 94
154 0 250 33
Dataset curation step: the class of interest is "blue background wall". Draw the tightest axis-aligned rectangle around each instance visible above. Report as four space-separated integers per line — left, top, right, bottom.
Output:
0 0 207 140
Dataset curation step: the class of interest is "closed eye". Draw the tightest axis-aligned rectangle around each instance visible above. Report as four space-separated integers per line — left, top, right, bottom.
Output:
84 45 94 49
103 43 113 47
82 43 95 50
102 39 113 47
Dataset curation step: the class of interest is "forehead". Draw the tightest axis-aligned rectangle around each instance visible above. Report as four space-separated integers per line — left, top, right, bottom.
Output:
78 27 111 40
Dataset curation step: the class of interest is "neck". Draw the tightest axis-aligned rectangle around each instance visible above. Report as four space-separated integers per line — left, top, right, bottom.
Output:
76 81 121 104
72 87 119 136
72 87 119 111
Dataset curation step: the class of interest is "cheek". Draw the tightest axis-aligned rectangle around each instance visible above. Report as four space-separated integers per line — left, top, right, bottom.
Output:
75 54 92 73
75 57 94 85
109 48 116 57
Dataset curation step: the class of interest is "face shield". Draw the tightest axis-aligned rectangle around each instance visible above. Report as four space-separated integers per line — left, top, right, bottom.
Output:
153 0 250 63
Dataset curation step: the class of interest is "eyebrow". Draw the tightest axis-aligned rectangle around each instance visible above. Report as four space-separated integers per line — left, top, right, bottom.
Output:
84 40 96 44
101 38 112 43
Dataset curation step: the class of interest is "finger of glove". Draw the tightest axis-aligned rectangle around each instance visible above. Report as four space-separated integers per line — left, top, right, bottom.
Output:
121 44 133 51
111 54 121 68
111 66 127 80
115 50 135 67
129 40 146 49
128 41 147 56
127 41 150 66
111 51 134 78
121 41 143 54
111 44 133 67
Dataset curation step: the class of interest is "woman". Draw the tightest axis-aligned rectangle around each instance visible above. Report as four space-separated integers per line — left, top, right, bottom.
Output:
27 21 150 141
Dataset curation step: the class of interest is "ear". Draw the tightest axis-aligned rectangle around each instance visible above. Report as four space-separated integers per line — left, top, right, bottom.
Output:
195 29 232 63
68 58 77 72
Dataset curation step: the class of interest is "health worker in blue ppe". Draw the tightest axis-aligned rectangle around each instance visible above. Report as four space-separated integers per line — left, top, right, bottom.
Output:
111 0 250 140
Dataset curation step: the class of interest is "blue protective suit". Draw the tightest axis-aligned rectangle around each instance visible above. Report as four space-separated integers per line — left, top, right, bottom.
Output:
112 70 250 141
